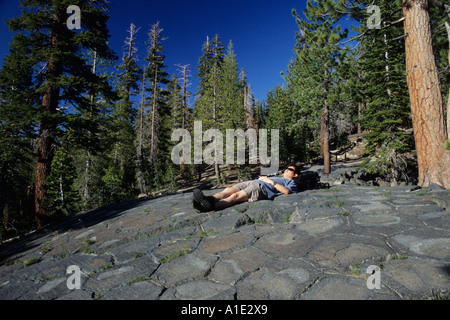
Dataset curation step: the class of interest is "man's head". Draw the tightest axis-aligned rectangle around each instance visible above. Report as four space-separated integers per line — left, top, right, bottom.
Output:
283 163 300 180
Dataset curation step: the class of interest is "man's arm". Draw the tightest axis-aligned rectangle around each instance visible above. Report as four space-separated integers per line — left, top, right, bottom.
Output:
258 176 291 195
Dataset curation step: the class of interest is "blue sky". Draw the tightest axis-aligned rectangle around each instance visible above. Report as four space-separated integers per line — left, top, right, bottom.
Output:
0 0 312 103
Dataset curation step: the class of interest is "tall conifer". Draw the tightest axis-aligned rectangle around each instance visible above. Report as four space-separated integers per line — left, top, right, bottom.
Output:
106 23 141 202
287 1 347 173
195 35 225 184
144 22 171 187
220 41 245 130
3 0 116 228
353 1 413 183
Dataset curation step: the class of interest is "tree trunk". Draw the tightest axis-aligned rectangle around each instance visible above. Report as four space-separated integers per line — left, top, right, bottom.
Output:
34 14 62 228
149 27 159 164
150 70 158 163
136 67 147 194
214 163 221 188
321 106 331 174
181 64 189 130
179 64 189 171
403 0 450 188
445 21 450 140
35 81 59 229
357 102 362 134
0 164 7 229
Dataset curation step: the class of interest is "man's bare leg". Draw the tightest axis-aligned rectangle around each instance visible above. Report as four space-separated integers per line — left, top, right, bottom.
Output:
212 186 241 201
215 190 249 210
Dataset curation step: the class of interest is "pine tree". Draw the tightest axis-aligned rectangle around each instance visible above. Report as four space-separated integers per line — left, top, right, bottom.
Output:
220 41 245 131
351 0 413 184
170 65 194 183
106 23 142 202
321 0 449 186
175 64 193 130
195 35 226 128
220 42 249 180
144 22 171 187
0 27 40 234
287 1 348 172
164 73 184 187
3 0 116 228
42 146 79 217
194 35 226 185
135 66 148 194
241 70 257 131
167 73 185 130
72 49 115 210
266 84 310 163
252 99 269 132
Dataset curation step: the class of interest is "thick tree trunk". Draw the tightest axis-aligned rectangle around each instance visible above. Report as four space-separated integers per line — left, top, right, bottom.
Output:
35 79 59 229
403 0 450 188
321 107 331 174
34 13 62 229
445 21 450 140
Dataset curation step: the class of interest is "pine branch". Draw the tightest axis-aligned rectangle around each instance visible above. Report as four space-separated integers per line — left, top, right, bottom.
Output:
430 0 450 17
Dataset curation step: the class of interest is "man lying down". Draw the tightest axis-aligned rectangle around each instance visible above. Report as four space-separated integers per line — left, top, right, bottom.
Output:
192 163 300 212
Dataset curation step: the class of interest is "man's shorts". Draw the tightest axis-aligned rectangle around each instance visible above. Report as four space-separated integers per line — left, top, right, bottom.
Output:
234 181 268 203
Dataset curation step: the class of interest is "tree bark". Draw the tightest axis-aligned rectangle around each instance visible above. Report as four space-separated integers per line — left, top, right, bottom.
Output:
34 13 62 228
149 24 160 164
150 64 158 163
35 78 59 229
403 0 450 188
180 64 189 130
136 67 147 194
445 21 450 140
321 106 331 174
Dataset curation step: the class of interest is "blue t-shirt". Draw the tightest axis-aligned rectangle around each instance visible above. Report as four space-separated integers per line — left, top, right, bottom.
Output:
256 177 298 200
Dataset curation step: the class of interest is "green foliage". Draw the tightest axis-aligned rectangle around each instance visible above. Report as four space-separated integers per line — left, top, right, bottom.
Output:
357 142 414 183
276 0 350 163
220 41 246 130
42 147 80 218
194 35 249 184
195 34 226 129
167 74 185 129
0 14 40 234
0 0 117 233
265 85 310 163
346 0 414 180
101 35 143 204
355 1 411 151
101 165 128 204
140 22 173 189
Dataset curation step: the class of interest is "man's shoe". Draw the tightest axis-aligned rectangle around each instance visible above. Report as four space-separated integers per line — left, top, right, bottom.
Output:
193 188 215 212
192 199 205 213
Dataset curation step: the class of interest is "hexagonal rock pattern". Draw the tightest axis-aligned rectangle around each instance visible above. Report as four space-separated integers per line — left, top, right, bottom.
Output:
1 170 449 301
